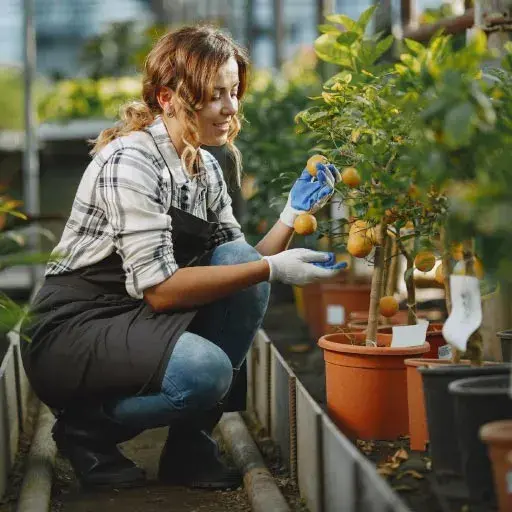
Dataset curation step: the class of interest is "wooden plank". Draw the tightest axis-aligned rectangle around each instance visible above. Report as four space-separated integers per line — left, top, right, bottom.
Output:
0 344 19 499
253 330 271 432
270 345 292 467
296 380 323 512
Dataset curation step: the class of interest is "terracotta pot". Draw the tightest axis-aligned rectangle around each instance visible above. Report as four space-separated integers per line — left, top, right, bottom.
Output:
317 282 372 337
480 420 512 512
404 358 454 452
376 323 445 358
318 331 430 440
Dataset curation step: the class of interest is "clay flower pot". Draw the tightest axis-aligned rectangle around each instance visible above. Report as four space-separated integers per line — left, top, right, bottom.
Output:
318 331 429 440
404 358 457 452
480 420 512 512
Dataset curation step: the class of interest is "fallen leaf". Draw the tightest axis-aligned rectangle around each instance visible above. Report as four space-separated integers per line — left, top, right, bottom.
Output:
377 466 395 477
396 469 424 480
288 343 311 353
392 485 414 492
394 448 409 461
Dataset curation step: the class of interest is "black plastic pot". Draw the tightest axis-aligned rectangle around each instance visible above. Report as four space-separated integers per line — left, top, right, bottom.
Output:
418 363 511 477
497 330 512 363
449 374 512 506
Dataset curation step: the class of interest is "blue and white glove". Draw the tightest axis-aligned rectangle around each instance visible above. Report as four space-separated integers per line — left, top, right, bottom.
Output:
280 163 341 228
263 249 347 286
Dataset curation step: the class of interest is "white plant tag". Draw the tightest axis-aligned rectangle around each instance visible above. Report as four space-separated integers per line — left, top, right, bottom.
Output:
391 321 429 348
442 275 482 352
438 344 453 360
326 305 345 325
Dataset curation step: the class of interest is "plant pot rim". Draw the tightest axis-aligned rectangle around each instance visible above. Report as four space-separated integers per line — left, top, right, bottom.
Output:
448 374 512 396
497 329 512 340
404 357 450 368
318 332 430 356
418 362 510 376
480 420 512 444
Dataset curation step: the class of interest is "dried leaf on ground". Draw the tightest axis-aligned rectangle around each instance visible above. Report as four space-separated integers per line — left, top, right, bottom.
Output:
396 469 424 480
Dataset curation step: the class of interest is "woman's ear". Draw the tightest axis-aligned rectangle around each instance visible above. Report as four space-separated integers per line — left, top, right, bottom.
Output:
156 86 174 112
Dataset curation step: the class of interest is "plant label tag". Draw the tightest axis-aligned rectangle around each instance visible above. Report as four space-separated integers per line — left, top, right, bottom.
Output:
442 275 482 352
391 321 428 348
438 344 452 360
326 305 345 325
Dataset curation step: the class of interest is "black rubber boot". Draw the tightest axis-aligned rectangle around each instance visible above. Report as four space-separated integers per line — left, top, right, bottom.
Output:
158 427 242 489
158 369 242 490
52 408 146 489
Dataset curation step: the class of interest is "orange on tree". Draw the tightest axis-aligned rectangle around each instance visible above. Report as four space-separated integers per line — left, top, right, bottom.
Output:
306 154 328 177
347 220 373 258
341 166 361 188
293 213 317 236
379 296 399 318
414 251 436 272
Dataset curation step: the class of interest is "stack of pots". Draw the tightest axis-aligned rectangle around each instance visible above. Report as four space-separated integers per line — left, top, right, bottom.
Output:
417 363 512 509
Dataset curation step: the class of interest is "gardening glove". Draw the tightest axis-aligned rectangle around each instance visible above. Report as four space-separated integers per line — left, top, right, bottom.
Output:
263 249 347 286
280 163 341 228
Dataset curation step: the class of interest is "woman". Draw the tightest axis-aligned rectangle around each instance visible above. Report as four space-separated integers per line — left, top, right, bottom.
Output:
21 25 344 490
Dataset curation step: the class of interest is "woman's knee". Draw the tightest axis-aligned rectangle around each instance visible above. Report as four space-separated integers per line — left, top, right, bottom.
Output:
211 240 262 266
162 333 233 411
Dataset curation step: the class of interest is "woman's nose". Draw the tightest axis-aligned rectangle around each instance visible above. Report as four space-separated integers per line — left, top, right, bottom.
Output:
222 95 238 115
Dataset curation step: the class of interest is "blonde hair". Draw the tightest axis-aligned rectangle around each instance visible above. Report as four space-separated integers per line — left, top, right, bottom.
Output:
90 25 249 185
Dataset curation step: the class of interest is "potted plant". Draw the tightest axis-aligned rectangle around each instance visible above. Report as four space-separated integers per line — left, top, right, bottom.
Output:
293 7 431 440
395 26 512 505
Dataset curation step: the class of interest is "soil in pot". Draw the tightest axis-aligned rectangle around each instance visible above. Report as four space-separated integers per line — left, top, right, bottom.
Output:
418 363 511 478
449 375 512 506
318 331 429 440
480 419 512 512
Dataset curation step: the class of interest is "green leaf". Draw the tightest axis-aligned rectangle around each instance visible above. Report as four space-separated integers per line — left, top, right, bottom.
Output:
356 5 378 32
375 35 394 60
404 267 414 282
318 23 340 34
325 14 359 32
404 38 425 55
314 33 352 66
444 102 476 147
336 31 359 47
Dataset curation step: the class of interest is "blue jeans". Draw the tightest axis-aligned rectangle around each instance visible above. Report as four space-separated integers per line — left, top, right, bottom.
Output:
102 241 270 430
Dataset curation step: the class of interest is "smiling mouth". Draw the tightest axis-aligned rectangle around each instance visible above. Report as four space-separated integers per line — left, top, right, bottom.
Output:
214 121 230 129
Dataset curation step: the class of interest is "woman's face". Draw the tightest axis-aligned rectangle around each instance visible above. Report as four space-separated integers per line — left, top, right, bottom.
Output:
196 56 239 146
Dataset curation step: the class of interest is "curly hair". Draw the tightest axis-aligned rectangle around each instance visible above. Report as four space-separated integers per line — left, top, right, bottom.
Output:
90 25 249 184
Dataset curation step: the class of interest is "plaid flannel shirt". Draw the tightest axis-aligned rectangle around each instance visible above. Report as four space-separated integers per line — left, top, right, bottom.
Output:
46 116 245 299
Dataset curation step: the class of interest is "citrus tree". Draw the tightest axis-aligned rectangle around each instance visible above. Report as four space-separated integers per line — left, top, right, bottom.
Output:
394 30 512 363
294 6 448 344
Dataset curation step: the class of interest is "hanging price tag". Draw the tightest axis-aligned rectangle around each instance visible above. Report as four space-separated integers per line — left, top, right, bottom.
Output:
442 275 482 352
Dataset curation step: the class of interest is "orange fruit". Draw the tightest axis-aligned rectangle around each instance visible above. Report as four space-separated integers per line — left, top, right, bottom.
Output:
256 219 268 234
414 251 436 272
293 213 317 235
306 155 328 177
367 224 382 246
434 263 444 285
349 219 369 236
379 296 399 318
341 167 361 188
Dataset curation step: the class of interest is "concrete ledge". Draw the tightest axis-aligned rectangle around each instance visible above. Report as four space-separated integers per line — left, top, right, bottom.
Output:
16 404 56 512
219 412 290 512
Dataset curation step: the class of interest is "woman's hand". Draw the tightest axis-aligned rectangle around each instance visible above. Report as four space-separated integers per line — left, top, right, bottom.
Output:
279 163 341 228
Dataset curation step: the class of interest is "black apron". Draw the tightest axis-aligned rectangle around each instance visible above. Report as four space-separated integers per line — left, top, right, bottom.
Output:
21 204 247 412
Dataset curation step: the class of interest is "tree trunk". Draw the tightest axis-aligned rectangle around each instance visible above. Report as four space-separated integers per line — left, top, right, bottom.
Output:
366 223 387 346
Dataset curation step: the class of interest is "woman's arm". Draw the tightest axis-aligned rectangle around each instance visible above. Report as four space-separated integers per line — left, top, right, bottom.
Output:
144 260 270 311
254 219 295 256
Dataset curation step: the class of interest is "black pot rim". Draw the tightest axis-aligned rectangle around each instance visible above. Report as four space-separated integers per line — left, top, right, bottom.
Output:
418 362 511 377
498 329 512 340
448 374 511 396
